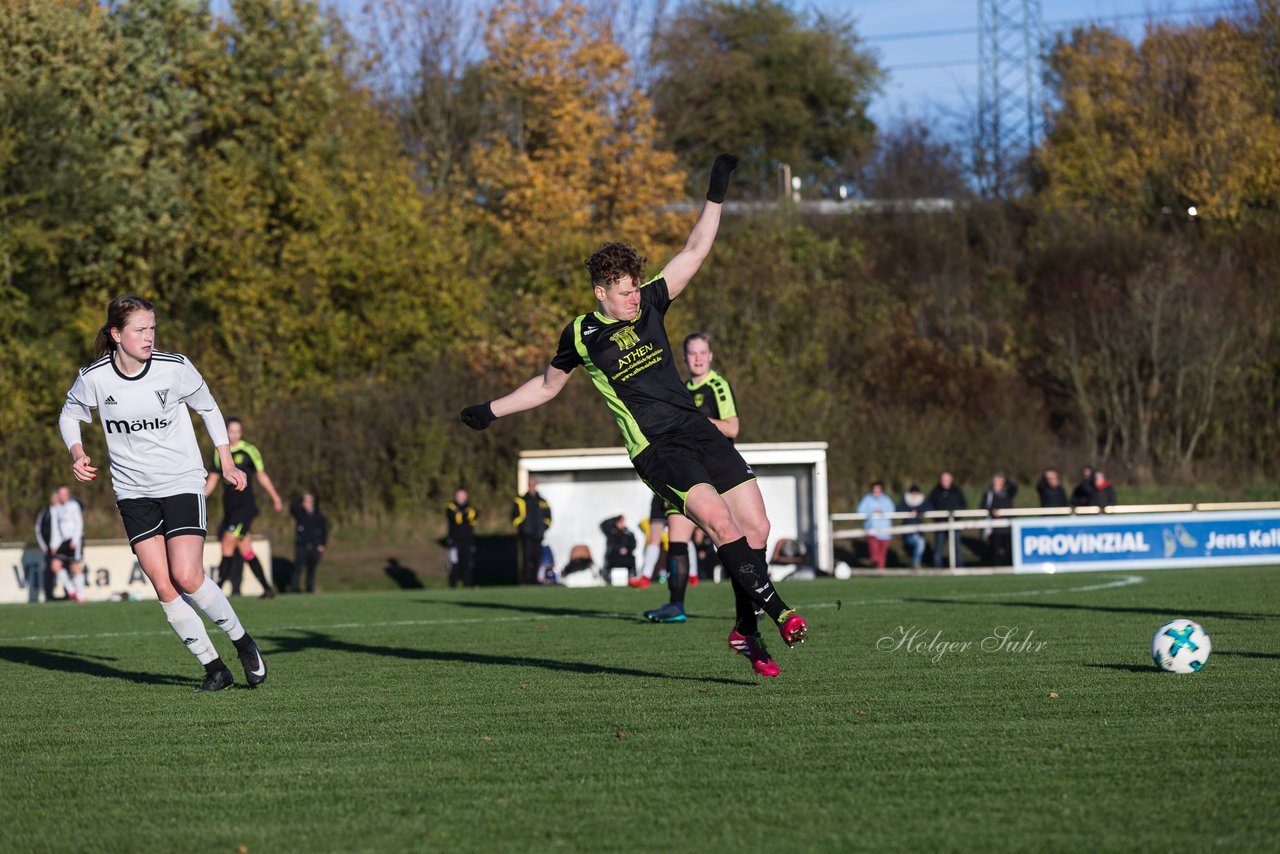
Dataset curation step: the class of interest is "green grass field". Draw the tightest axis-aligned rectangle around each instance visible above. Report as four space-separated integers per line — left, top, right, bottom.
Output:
2 567 1278 852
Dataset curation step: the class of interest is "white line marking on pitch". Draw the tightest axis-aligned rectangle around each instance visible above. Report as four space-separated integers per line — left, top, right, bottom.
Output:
799 573 1146 610
0 575 1146 643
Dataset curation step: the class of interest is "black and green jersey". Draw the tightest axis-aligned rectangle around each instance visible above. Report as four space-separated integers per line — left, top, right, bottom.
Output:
687 369 737 422
551 277 702 458
210 440 264 511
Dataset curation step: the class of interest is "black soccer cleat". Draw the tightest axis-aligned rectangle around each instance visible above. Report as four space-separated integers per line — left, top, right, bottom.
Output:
236 637 268 688
196 663 235 693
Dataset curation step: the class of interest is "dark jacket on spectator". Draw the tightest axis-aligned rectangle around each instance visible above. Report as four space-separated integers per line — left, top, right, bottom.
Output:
292 500 329 549
981 480 1018 514
600 516 637 570
1036 476 1069 507
513 491 552 539
1070 468 1096 507
926 482 968 513
1092 475 1118 509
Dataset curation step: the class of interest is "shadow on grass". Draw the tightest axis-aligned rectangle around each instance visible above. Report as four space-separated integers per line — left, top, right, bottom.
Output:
903 598 1277 622
260 630 753 686
1216 650 1280 661
0 645 192 687
1084 663 1164 674
414 598 703 623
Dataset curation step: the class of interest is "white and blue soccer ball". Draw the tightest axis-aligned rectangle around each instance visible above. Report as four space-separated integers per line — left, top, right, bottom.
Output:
1151 619 1211 673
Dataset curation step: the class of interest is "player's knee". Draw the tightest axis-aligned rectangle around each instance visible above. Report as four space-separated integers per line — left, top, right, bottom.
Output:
173 567 205 595
745 518 770 549
704 514 743 545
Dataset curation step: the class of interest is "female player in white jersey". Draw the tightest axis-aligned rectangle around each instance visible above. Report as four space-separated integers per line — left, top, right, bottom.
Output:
59 295 268 692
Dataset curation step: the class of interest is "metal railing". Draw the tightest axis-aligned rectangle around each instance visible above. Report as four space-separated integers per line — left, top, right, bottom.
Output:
830 501 1280 570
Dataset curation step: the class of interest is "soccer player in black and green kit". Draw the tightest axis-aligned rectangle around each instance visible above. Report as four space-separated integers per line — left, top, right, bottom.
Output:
204 417 283 597
461 154 807 677
642 333 745 625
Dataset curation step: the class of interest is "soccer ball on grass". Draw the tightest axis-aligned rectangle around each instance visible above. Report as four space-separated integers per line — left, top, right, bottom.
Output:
1151 619 1211 673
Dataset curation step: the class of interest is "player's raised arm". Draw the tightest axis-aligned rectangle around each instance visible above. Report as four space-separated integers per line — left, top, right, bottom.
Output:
460 362 573 430
661 153 738 299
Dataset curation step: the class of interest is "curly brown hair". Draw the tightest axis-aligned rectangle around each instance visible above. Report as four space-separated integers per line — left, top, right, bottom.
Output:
585 242 646 288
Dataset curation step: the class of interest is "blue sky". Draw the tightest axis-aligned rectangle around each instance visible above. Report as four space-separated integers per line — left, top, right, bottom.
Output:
274 0 1245 128
822 1 1245 127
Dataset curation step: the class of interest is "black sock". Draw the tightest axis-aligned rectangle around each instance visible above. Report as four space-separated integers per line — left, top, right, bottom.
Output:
218 556 234 585
729 574 758 635
246 555 271 590
203 657 228 674
717 537 788 622
667 542 690 606
232 633 255 652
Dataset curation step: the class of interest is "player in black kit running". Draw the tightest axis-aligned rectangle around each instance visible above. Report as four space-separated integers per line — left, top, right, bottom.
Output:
460 154 806 677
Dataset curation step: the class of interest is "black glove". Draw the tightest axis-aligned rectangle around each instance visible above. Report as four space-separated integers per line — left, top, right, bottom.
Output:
706 153 739 203
460 401 496 431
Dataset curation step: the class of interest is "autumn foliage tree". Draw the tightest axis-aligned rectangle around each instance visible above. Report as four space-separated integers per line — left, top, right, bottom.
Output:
458 0 687 377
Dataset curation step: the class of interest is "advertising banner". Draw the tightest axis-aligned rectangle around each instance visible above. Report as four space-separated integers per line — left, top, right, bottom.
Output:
1013 511 1280 573
0 539 270 604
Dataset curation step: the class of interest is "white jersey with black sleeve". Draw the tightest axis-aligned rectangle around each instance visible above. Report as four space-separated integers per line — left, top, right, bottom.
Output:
59 351 231 501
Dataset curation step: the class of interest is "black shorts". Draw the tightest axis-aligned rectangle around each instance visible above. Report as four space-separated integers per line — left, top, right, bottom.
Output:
53 539 82 563
117 494 208 547
218 505 259 539
633 419 755 516
648 493 674 523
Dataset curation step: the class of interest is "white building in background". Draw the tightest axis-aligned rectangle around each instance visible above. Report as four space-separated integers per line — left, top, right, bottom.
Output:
517 442 830 575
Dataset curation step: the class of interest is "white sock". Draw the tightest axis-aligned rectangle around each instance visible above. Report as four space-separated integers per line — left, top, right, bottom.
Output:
55 569 73 594
74 573 86 595
641 544 661 578
160 597 218 665
187 577 246 642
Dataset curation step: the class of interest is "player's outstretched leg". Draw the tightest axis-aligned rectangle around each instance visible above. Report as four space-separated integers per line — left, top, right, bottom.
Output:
728 627 780 677
717 538 807 647
644 542 689 622
724 573 778 676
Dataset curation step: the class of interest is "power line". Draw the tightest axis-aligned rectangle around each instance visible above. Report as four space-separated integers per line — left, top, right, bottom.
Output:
879 2 1249 72
890 59 980 72
865 3 1247 45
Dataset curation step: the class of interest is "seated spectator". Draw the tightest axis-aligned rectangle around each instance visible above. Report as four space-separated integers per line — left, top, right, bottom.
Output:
896 484 926 569
1092 471 1118 509
980 472 1018 566
856 481 896 570
1070 465 1096 507
1036 468 1068 507
600 514 638 576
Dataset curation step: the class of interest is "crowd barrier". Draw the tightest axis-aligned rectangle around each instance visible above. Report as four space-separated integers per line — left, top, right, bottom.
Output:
831 502 1280 573
0 539 271 604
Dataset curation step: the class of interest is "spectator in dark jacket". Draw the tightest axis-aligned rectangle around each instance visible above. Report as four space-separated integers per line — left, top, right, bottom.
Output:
926 471 967 568
513 478 552 585
980 473 1018 566
896 484 927 569
444 487 477 589
1036 468 1069 507
1092 471 1118 509
290 492 329 593
1070 465 1096 507
600 514 638 576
